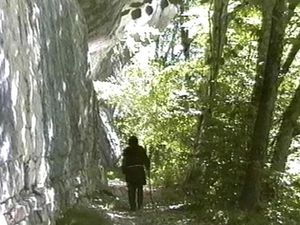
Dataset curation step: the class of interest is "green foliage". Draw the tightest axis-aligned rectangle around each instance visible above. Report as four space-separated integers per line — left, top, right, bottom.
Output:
111 60 206 185
181 4 262 207
101 0 300 224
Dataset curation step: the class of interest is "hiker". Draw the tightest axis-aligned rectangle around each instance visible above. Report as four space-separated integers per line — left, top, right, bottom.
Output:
121 136 150 211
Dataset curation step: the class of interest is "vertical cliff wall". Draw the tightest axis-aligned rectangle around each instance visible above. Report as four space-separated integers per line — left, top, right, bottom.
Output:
0 0 116 224
0 0 177 224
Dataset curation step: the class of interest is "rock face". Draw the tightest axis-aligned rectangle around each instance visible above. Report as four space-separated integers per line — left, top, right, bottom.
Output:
0 0 177 224
0 0 116 224
85 0 177 80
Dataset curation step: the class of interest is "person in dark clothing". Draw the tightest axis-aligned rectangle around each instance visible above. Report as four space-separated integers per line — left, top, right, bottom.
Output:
121 136 150 211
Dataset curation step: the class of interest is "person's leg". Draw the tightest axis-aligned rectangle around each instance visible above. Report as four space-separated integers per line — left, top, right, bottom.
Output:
137 185 143 209
128 183 137 211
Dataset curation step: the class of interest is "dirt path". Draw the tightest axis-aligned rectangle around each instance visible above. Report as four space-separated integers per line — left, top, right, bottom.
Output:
57 179 202 225
104 205 197 225
95 180 201 225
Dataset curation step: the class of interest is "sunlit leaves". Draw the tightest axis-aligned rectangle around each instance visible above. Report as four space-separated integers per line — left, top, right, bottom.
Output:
100 0 300 221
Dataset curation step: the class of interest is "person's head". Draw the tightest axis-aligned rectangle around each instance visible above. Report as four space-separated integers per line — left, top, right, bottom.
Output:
128 136 138 146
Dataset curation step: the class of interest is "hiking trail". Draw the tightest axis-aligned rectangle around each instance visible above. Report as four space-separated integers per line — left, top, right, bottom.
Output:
91 179 200 225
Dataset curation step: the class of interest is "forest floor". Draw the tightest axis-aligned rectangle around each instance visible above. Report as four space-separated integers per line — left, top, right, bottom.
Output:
94 179 202 225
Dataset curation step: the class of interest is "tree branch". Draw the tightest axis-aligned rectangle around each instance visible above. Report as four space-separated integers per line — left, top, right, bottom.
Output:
281 31 300 75
281 32 300 74
272 85 300 172
277 1 300 84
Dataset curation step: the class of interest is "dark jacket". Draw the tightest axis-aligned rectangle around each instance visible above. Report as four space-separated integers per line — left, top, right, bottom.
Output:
122 145 150 185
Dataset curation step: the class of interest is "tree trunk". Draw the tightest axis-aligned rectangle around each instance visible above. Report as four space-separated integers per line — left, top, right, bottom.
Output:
250 2 276 107
245 2 276 167
179 0 191 60
239 0 288 211
194 0 229 151
209 0 229 99
272 85 300 172
270 1 300 172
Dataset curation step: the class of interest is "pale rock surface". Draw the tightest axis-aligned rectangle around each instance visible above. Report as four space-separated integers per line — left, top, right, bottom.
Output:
0 0 177 224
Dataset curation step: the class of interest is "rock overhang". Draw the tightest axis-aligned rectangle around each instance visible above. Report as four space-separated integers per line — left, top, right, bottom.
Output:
77 0 178 80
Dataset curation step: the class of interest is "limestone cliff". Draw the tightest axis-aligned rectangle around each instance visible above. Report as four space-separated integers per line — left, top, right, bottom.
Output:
0 0 176 224
0 0 115 224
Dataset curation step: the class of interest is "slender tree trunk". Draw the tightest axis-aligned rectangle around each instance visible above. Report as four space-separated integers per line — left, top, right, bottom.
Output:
179 0 190 60
193 0 229 148
155 37 160 59
193 0 230 153
191 0 230 191
272 85 300 172
209 0 229 99
239 0 288 211
270 1 300 172
250 2 276 107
